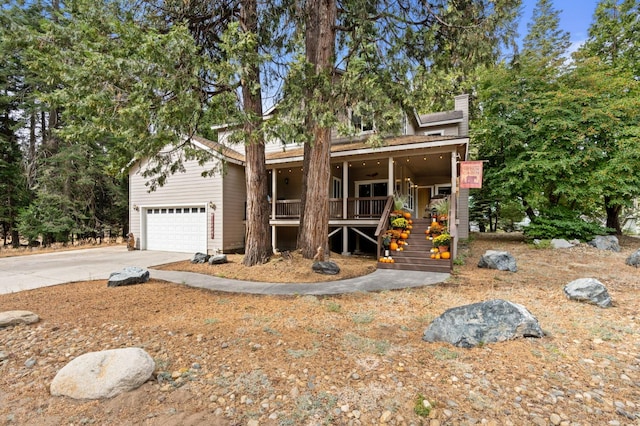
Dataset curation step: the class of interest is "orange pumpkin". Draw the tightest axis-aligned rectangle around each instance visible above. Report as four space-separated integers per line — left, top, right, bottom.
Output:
441 252 451 259
403 212 412 219
389 242 399 251
400 232 409 240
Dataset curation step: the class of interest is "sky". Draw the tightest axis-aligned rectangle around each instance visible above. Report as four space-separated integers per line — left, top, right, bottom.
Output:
519 0 601 52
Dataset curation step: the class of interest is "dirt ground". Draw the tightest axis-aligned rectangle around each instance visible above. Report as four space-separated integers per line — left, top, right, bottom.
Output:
1 233 639 426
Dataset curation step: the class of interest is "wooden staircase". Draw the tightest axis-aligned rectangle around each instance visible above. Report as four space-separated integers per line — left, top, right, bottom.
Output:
377 218 452 273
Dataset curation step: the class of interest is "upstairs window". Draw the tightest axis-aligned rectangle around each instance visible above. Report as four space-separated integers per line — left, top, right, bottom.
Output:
351 112 374 133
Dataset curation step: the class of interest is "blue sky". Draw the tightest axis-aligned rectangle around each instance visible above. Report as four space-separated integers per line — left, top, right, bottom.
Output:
519 0 601 52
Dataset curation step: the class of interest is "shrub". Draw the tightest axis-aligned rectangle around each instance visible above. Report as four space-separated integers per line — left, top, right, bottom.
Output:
523 208 612 242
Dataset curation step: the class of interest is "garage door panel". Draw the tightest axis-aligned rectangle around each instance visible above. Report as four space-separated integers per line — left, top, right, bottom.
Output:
146 206 207 253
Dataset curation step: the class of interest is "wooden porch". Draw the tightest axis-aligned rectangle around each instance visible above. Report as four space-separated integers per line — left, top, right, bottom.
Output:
269 195 452 273
272 196 388 220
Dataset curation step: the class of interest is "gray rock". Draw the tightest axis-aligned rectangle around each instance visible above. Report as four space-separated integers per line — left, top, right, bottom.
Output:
422 299 544 348
626 249 640 267
550 239 574 249
191 252 210 264
312 261 341 275
564 278 612 308
50 347 155 399
588 235 620 252
107 267 150 287
0 310 40 328
477 250 517 272
208 254 228 265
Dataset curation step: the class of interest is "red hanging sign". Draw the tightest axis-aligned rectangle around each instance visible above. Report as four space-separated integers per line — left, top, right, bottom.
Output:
460 161 484 189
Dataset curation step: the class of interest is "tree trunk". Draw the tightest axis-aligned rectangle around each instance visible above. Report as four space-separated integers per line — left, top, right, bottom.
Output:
298 0 336 260
604 196 622 235
240 0 271 266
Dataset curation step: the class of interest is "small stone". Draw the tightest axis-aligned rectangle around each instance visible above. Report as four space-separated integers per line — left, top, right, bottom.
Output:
380 410 392 423
25 358 36 368
550 413 561 425
247 420 259 426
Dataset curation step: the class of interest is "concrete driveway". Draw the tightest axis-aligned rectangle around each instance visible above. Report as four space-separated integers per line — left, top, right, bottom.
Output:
0 246 189 295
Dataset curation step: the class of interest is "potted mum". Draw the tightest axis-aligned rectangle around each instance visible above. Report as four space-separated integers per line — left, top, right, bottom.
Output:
432 233 451 252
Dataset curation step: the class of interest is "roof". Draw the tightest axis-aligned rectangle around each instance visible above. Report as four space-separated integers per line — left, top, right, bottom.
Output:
416 110 463 127
265 134 466 162
191 135 245 164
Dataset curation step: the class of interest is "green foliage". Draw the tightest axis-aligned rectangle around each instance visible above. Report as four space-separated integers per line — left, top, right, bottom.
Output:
414 394 433 417
523 208 612 242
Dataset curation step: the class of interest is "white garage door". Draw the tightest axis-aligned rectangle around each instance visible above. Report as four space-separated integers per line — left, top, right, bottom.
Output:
145 206 207 253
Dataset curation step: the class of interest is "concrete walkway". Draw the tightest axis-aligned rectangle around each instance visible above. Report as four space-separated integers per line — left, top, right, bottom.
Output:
0 245 449 296
151 268 450 296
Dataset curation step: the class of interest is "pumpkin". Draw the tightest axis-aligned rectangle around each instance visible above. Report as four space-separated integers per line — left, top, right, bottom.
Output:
441 252 451 259
403 212 412 219
400 232 409 240
389 242 399 251
430 253 436 259
435 253 441 259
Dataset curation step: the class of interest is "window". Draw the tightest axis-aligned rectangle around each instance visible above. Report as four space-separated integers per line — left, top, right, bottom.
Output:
351 112 374 133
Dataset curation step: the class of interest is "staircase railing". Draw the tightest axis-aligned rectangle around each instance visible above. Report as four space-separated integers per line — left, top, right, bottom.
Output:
374 196 395 258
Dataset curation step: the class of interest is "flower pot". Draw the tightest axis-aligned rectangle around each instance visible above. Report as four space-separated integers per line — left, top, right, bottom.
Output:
438 246 449 253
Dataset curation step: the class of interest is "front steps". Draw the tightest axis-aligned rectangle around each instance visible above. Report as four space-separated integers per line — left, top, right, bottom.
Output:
377 218 452 273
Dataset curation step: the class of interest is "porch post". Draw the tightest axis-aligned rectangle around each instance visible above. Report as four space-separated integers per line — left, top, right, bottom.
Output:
388 157 394 196
271 169 277 251
342 161 349 254
450 150 458 259
342 161 348 219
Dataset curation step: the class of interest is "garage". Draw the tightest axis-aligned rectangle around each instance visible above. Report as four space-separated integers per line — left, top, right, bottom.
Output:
145 206 207 253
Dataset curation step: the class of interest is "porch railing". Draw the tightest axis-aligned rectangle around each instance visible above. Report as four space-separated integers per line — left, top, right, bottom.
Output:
273 196 388 220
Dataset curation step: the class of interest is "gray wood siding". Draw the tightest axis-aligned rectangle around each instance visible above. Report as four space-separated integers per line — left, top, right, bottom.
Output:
457 188 470 239
129 156 223 253
222 163 246 252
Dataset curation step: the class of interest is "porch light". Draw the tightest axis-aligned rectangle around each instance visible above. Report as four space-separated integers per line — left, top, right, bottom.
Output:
377 161 380 165
406 158 410 162
423 157 427 160
288 169 291 172
362 162 366 165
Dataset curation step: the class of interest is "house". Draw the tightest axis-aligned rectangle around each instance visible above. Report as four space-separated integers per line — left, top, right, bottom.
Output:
128 94 470 266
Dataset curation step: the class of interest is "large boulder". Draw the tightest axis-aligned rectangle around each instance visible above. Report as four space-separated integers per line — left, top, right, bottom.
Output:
312 261 340 275
477 250 517 272
626 249 640 267
564 278 612 308
0 310 40 328
423 299 544 348
550 239 575 249
191 252 210 264
50 348 155 399
107 267 150 287
208 254 228 265
588 235 620 252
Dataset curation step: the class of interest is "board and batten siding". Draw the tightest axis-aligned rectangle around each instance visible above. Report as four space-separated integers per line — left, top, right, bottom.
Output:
129 156 223 253
221 163 247 252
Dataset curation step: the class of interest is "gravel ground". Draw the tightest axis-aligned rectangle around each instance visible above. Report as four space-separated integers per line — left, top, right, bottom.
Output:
0 233 639 426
